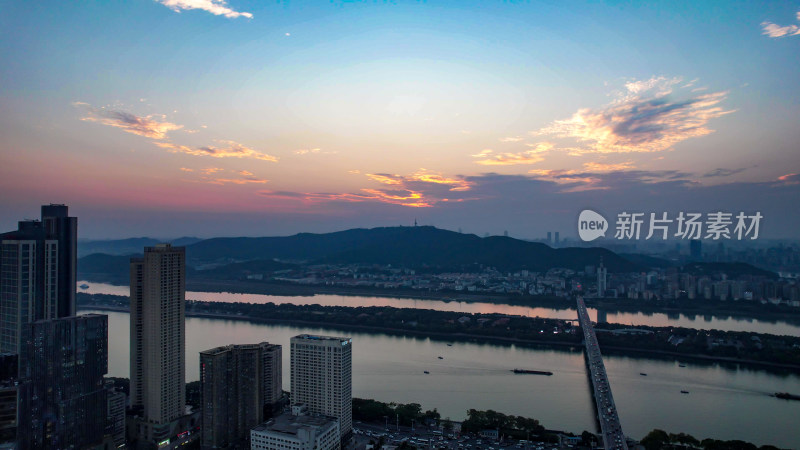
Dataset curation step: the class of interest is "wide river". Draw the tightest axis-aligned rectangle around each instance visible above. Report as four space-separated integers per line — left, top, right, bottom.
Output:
79 281 800 336
82 308 800 449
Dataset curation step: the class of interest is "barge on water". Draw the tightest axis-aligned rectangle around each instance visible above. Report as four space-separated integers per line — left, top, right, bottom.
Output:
774 392 800 401
511 369 553 376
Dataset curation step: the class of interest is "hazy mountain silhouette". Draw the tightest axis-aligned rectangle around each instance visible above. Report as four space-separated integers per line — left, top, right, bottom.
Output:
78 226 641 282
78 237 201 257
185 226 637 272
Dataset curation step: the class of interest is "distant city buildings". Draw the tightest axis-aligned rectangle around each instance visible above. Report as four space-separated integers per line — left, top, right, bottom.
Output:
130 243 188 444
597 260 607 298
200 342 282 448
542 231 562 246
17 314 109 448
258 257 800 307
690 239 702 260
290 334 352 442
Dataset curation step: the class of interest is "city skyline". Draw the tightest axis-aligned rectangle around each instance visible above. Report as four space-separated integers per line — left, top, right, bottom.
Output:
0 185 798 450
1 1 799 239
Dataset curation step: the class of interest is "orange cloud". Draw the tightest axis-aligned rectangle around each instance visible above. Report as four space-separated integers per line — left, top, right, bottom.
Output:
473 143 553 165
73 102 182 139
156 140 278 162
258 168 474 208
182 168 269 185
408 168 472 191
471 149 494 157
207 177 268 185
777 173 800 185
581 161 635 172
365 174 404 186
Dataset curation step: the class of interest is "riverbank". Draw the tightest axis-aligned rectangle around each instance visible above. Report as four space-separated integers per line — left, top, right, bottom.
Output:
78 303 585 351
81 277 800 324
78 301 800 374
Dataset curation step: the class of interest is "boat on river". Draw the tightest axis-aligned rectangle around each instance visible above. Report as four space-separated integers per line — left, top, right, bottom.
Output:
774 392 800 401
512 369 553 375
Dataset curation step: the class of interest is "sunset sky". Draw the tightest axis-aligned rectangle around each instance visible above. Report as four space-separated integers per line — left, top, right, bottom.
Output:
1 0 799 239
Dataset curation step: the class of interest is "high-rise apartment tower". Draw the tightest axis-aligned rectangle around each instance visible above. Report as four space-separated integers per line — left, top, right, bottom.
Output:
130 244 186 427
200 342 282 448
290 335 352 441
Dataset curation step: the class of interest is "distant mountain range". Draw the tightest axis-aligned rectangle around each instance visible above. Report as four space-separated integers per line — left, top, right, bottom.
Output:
185 226 638 271
78 227 778 285
78 236 201 257
78 226 639 283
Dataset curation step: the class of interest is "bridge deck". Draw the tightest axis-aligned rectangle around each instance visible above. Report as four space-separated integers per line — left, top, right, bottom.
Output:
577 297 628 450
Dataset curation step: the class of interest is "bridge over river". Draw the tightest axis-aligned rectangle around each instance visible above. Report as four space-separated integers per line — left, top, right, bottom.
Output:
577 296 629 450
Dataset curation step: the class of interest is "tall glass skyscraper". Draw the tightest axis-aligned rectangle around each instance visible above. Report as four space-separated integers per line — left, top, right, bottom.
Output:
17 314 108 448
0 204 77 353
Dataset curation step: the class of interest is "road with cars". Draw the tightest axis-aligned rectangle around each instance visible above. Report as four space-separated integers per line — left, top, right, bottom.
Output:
576 297 628 450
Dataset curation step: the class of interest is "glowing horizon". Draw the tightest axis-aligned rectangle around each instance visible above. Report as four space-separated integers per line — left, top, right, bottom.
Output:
1 1 799 238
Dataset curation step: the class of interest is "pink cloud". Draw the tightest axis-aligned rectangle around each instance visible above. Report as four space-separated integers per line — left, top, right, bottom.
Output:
761 11 800 38
73 102 182 139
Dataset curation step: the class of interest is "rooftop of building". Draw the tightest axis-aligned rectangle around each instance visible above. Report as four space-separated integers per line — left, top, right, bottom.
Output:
292 334 351 344
31 313 106 325
200 342 279 355
253 413 338 437
145 243 185 252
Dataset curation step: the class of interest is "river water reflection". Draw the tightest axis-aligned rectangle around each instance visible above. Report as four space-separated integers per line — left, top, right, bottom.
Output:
84 309 800 449
80 281 800 336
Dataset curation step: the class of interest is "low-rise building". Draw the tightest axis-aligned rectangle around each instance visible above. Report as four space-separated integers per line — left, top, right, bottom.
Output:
250 410 339 450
